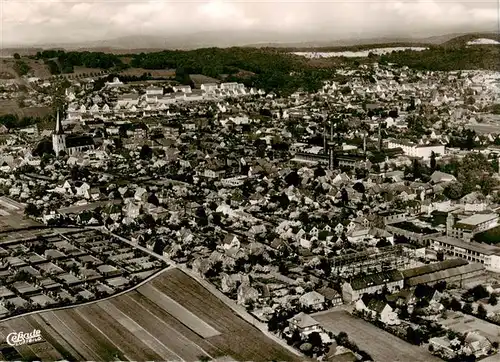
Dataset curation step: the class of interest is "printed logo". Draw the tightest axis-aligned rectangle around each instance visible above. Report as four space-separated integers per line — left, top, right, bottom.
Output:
6 330 43 346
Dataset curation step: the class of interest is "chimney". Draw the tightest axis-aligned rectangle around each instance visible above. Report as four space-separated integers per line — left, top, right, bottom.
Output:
378 123 382 151
446 213 455 237
323 123 327 155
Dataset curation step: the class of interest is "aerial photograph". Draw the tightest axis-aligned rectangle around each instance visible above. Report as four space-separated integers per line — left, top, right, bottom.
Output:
0 0 499 361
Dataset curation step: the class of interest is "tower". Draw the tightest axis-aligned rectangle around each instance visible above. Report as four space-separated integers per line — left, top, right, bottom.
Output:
52 111 66 156
446 213 455 237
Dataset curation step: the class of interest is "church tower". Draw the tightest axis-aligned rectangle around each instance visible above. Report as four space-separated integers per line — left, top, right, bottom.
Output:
52 111 66 156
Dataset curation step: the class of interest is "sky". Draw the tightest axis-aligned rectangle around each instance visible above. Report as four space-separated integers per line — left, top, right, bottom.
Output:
1 0 499 46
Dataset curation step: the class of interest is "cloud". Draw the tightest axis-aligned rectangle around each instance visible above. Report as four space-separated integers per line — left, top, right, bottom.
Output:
2 0 498 45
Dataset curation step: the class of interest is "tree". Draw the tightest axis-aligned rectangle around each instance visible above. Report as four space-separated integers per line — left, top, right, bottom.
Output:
458 153 494 195
435 281 447 293
308 331 323 348
314 166 326 178
477 304 487 318
444 182 463 200
340 188 349 204
353 182 365 194
464 285 489 301
336 331 349 346
284 171 301 187
406 326 423 345
376 238 391 248
489 294 497 306
450 298 462 311
412 159 422 179
430 151 437 171
24 203 41 218
462 302 473 314
13 53 21 59
139 145 153 160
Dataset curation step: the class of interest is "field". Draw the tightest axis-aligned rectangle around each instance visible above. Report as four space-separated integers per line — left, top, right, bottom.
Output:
0 268 300 362
0 196 40 231
118 68 175 78
190 74 220 87
313 310 440 362
0 99 51 119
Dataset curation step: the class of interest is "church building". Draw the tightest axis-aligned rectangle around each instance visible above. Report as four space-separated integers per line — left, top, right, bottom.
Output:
52 111 95 156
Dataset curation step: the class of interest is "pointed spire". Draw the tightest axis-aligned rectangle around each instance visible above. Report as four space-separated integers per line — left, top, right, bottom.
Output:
55 110 63 135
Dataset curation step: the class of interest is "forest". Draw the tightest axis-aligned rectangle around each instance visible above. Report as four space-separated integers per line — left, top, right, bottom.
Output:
33 44 500 95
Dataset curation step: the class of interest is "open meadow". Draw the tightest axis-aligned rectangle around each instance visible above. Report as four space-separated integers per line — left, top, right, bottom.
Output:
313 310 440 362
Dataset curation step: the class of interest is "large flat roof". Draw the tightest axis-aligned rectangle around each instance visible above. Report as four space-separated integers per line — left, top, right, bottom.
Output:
458 213 498 226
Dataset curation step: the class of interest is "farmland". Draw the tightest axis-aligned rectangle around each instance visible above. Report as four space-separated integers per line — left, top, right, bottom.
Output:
0 268 300 361
313 310 441 362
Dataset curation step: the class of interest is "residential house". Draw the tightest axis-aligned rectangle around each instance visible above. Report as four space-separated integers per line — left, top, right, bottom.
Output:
317 287 343 307
299 291 325 310
288 312 322 337
221 234 240 251
463 331 493 357
355 297 400 325
237 283 259 305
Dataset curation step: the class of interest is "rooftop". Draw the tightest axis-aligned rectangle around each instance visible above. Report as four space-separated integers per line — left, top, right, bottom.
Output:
457 213 498 227
402 259 468 279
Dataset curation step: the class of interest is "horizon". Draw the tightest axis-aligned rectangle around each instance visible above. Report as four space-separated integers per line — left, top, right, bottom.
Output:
3 0 499 48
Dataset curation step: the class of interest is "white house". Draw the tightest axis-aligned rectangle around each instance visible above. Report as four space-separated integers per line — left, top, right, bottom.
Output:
221 234 240 251
299 291 325 310
287 313 322 337
387 139 445 160
355 298 400 325
145 86 163 96
201 83 219 93
173 85 192 93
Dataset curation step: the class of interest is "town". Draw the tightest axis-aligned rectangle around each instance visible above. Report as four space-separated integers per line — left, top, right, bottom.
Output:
0 39 500 362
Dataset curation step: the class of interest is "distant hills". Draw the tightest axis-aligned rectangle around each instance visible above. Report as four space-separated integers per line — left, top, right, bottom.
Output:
2 31 499 55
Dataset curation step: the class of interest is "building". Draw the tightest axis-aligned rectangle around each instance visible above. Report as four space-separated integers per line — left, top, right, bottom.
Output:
220 82 244 91
145 86 163 96
430 235 500 272
331 245 413 276
386 221 441 245
287 312 322 337
221 176 247 188
173 85 192 93
379 211 407 225
105 77 123 88
116 93 139 107
341 270 404 303
52 111 95 156
316 287 343 307
387 139 445 160
405 262 484 287
292 151 369 170
402 259 468 282
447 213 499 240
299 291 325 310
201 83 219 93
355 297 400 325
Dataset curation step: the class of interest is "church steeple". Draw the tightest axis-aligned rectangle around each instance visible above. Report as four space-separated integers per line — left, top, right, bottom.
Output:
55 110 64 135
52 110 66 156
